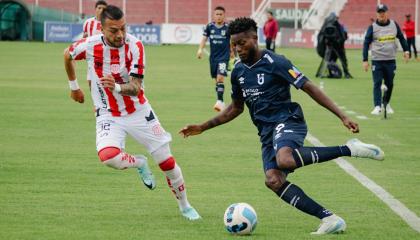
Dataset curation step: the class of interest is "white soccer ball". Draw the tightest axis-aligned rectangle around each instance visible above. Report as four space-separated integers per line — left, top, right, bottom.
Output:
223 203 257 235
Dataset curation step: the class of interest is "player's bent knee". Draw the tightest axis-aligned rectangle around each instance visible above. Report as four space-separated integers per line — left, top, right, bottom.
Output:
98 147 121 161
159 156 176 171
98 147 127 170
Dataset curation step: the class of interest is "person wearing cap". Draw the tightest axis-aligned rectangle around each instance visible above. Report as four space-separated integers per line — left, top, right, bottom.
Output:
362 4 409 115
403 14 418 60
263 10 279 52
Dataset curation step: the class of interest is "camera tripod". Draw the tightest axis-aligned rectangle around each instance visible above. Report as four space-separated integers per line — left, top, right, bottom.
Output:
316 44 340 78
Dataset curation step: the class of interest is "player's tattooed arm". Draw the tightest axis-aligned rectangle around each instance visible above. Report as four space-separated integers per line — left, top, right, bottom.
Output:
119 76 142 96
100 75 142 96
179 99 244 138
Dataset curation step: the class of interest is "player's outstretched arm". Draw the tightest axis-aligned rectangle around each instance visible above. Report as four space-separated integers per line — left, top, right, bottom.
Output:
302 80 359 133
63 48 85 103
179 98 244 138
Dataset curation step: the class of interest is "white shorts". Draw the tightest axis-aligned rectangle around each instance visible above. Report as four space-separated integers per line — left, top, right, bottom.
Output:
95 103 172 153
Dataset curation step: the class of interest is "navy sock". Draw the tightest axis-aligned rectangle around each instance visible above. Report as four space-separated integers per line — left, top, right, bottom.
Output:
216 83 224 101
276 181 333 219
292 146 351 168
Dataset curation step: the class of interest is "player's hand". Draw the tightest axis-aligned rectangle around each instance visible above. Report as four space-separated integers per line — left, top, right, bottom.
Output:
342 116 359 133
362 61 370 72
70 89 85 103
403 51 410 63
197 49 203 59
179 124 204 138
100 75 116 91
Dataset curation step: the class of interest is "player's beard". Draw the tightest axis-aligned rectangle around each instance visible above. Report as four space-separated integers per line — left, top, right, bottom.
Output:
243 47 257 64
108 36 125 48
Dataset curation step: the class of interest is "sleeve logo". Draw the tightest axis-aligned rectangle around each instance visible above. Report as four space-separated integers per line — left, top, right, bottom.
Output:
288 66 303 79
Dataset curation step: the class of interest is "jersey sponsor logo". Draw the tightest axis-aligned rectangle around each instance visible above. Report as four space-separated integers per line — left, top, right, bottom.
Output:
95 81 108 108
377 35 396 43
239 77 245 84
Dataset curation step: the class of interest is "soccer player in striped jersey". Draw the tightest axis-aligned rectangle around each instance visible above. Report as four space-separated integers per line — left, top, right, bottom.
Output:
83 1 107 38
82 1 107 90
63 5 200 221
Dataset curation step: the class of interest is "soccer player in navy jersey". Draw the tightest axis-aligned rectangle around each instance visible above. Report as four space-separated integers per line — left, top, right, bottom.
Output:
181 17 384 234
197 6 232 112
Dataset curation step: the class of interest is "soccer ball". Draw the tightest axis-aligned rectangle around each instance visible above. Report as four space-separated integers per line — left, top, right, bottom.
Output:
223 203 257 235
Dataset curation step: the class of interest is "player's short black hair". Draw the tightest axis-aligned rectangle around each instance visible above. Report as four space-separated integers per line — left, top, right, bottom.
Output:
95 0 107 8
228 17 258 35
100 5 124 25
214 6 225 12
267 10 273 15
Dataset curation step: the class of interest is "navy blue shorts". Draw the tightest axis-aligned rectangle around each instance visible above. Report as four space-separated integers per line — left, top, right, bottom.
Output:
210 59 229 78
260 118 308 173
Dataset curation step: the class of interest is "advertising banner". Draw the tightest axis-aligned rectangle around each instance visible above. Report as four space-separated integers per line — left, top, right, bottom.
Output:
127 24 161 45
44 22 83 42
278 28 364 49
161 24 204 44
44 22 161 44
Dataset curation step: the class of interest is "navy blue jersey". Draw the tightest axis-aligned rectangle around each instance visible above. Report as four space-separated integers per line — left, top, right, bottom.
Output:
203 22 230 61
231 50 308 134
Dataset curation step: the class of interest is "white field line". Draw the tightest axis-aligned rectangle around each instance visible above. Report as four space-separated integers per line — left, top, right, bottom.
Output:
306 133 420 233
320 81 369 120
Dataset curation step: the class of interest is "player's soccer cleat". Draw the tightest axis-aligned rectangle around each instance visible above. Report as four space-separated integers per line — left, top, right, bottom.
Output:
181 207 201 221
370 106 381 115
346 138 384 161
213 100 225 112
311 214 346 235
136 155 156 190
385 104 394 114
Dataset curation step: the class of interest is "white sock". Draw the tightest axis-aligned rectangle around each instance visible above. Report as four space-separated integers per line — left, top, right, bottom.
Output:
164 164 191 210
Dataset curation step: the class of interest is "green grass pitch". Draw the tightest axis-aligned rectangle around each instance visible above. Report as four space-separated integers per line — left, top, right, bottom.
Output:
0 41 419 239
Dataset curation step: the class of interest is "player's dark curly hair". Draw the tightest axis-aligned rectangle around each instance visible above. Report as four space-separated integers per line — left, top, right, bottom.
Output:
228 17 258 35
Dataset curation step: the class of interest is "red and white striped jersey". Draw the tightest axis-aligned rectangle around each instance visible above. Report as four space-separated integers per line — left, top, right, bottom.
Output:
83 17 102 37
68 33 147 117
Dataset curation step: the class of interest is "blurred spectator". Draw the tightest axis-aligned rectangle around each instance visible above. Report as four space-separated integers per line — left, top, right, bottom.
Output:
263 10 278 52
146 20 153 25
402 14 418 60
78 13 86 23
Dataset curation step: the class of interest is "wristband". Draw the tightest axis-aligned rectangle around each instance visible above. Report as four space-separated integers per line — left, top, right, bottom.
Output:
68 79 80 90
114 83 122 93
